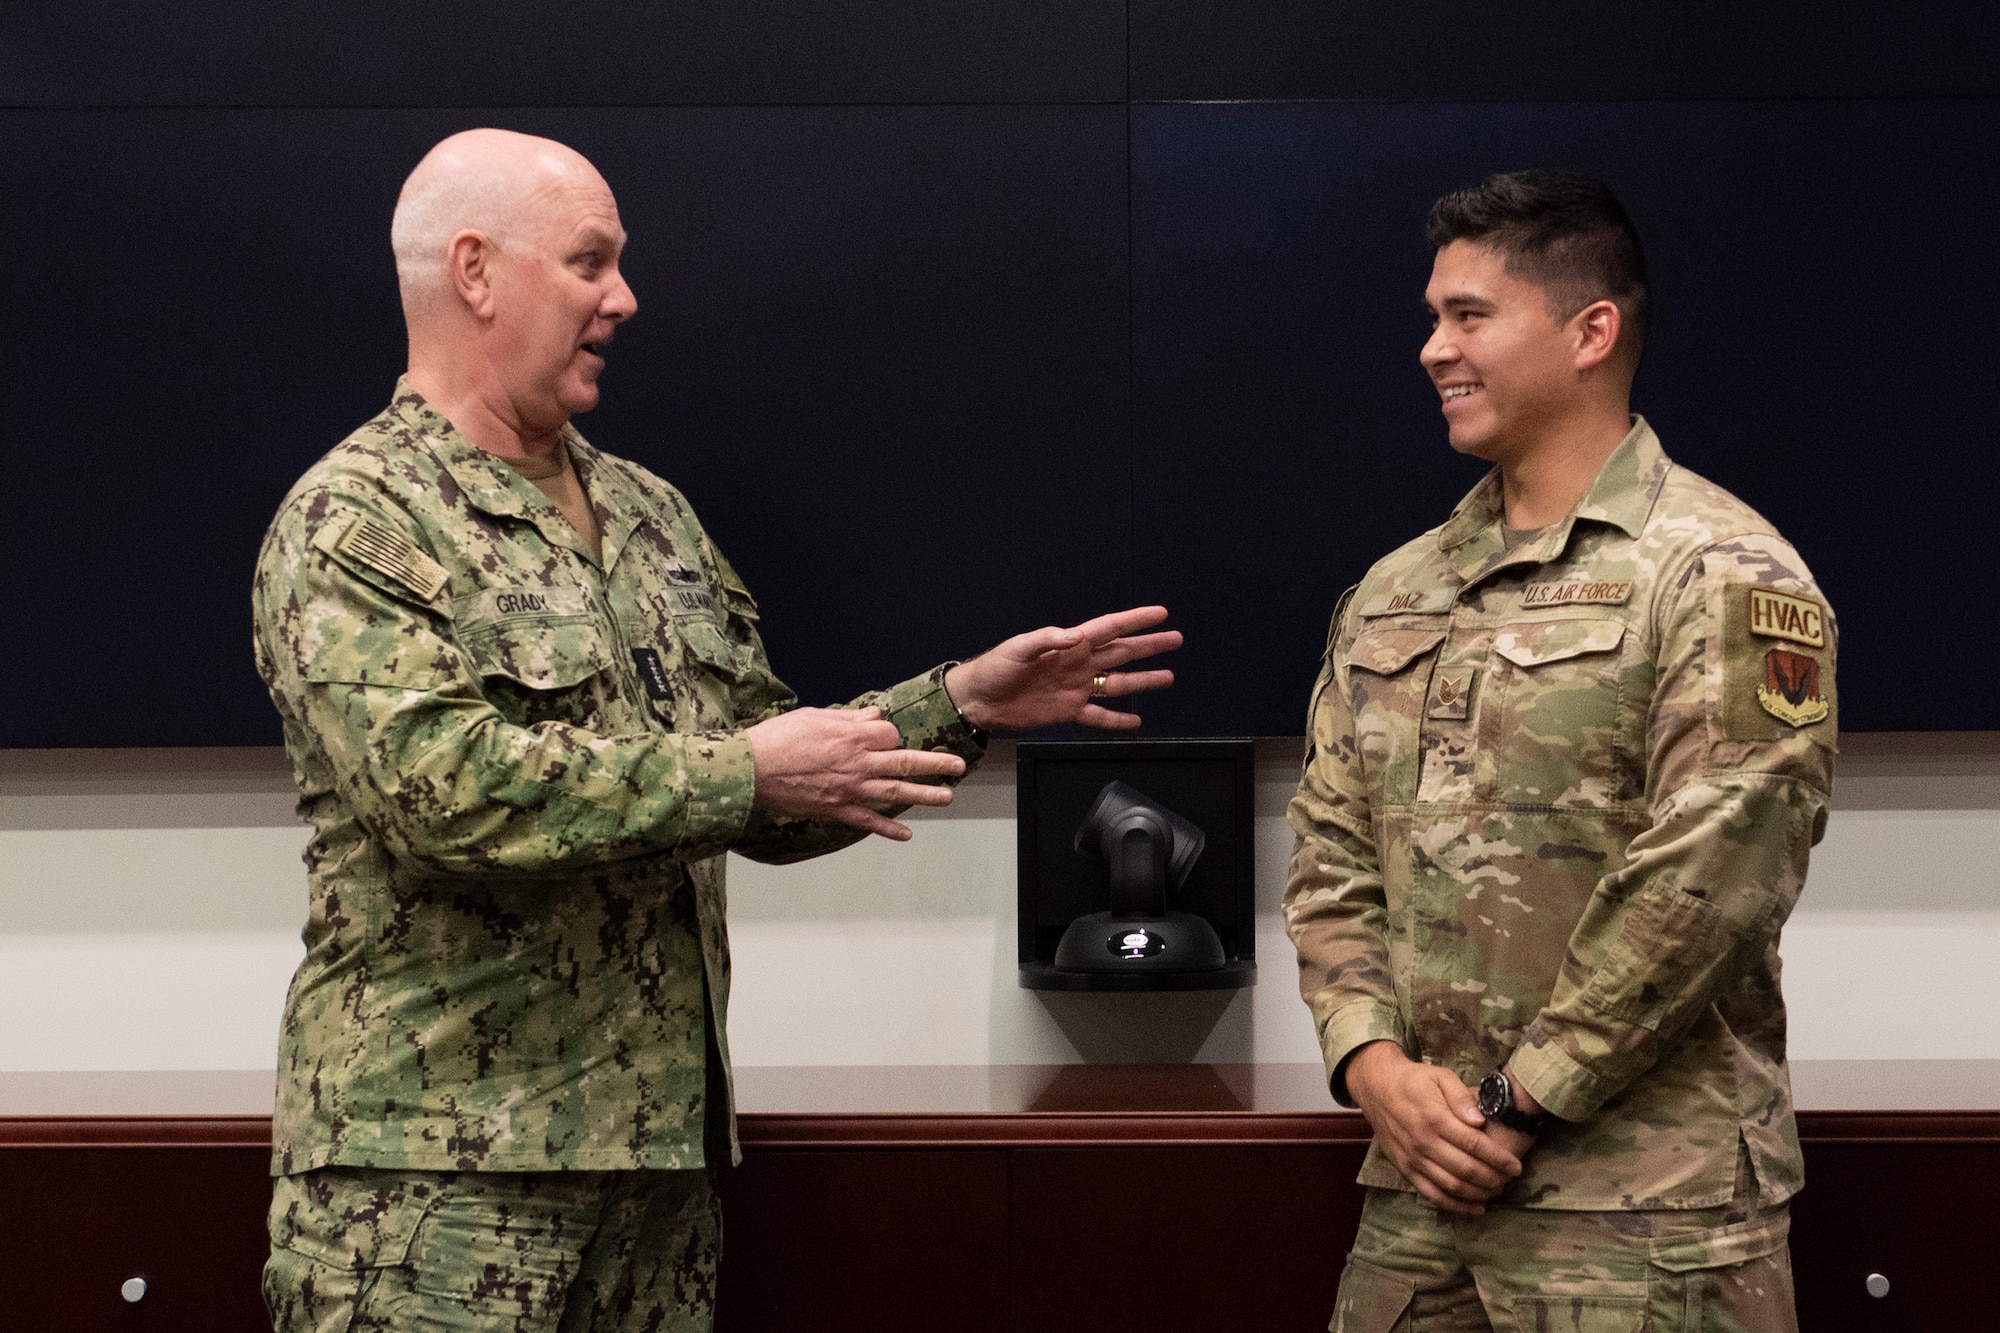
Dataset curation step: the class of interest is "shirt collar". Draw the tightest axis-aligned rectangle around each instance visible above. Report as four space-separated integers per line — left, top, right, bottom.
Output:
1435 416 1668 587
391 379 611 567
389 379 543 520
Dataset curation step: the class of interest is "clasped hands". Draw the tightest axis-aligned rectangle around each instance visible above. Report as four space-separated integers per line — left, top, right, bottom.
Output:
1345 1040 1542 1216
745 606 1181 841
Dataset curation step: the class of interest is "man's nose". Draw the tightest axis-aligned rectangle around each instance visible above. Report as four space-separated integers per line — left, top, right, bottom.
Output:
1420 325 1455 368
604 272 637 321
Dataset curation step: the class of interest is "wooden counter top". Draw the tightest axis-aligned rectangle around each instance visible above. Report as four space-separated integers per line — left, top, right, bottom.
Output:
6 1061 2000 1149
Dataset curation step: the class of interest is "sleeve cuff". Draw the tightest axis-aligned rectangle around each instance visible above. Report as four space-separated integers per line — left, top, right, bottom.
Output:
1506 1032 1612 1124
1320 1002 1408 1108
879 664 988 763
651 729 758 859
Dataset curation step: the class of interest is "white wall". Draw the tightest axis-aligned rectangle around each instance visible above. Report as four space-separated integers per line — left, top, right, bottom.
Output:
2 735 1995 1074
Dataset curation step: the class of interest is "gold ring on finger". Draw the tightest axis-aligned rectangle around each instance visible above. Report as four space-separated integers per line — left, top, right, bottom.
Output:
1090 673 1110 698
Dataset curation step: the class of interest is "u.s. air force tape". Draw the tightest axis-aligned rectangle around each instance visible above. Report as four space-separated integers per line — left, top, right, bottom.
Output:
335 517 449 602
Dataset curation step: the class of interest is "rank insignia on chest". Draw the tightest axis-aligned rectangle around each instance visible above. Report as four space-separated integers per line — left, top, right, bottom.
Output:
1757 648 1829 727
630 647 673 701
1429 666 1474 720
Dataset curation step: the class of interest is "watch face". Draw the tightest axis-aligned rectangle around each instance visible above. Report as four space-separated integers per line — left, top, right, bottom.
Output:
1477 1072 1508 1120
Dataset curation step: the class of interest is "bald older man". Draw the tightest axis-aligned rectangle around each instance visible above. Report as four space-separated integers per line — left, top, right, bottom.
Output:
251 129 1179 1333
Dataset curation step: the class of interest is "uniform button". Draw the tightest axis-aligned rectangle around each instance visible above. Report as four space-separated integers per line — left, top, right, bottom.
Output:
1865 1273 1890 1299
120 1277 148 1302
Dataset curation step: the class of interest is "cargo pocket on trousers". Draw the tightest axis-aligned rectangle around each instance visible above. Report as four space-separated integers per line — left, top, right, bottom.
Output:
1329 1255 1415 1333
1649 1211 1795 1333
266 1170 433 1328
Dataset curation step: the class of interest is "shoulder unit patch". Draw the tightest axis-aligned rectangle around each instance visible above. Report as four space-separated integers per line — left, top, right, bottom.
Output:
1720 579 1835 742
1746 587 1826 649
1757 647 1830 727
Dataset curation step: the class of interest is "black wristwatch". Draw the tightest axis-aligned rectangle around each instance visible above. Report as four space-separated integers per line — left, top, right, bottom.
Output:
1477 1069 1548 1135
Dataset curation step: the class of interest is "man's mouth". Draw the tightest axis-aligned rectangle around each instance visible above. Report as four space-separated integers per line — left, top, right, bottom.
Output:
580 342 609 358
1440 383 1481 402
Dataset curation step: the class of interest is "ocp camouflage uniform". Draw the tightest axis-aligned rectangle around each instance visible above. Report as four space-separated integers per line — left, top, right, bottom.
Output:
253 381 984 1330
1286 420 1834 1332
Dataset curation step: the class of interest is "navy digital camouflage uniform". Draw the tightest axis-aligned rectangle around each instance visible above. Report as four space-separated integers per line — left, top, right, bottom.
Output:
1287 420 1835 1331
253 381 985 1330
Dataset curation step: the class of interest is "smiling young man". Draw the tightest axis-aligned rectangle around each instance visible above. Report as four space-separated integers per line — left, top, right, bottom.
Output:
1284 170 1836 1331
253 129 1181 1333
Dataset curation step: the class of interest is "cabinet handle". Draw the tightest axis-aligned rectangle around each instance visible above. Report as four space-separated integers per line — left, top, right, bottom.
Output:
1865 1273 1890 1299
121 1277 148 1303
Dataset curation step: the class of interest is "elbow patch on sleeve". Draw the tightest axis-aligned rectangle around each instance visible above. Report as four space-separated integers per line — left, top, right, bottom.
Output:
1579 883 1723 1031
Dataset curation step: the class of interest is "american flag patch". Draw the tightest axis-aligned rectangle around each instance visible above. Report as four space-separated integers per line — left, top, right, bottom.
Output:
335 517 448 602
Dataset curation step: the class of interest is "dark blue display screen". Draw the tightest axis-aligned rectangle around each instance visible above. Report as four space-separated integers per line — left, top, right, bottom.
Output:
1 96 1992 742
1130 101 1999 736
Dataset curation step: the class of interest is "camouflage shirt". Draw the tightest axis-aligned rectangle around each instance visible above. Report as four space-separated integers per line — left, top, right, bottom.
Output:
1285 420 1836 1210
252 381 984 1176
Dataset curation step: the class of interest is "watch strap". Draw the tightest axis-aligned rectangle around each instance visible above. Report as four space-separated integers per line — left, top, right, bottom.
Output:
1481 1069 1548 1135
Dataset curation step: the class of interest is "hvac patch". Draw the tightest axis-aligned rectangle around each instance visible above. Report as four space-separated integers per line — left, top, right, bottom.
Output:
1720 580 1836 744
1757 647 1830 727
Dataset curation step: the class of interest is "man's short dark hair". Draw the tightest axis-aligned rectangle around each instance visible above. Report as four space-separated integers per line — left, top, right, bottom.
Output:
1427 168 1649 358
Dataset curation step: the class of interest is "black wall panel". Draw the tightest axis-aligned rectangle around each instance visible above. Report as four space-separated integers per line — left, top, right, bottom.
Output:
3 8 1995 744
1131 0 2000 101
0 1 1126 107
0 106 1130 746
1129 101 2000 735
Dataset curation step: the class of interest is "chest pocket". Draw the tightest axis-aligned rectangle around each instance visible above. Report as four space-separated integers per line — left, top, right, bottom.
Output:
1346 625 1446 804
674 564 769 686
675 614 749 682
455 611 610 728
1489 617 1634 807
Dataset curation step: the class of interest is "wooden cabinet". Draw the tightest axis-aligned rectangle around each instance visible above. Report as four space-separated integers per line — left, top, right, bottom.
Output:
1788 1120 2000 1330
1007 1146 1362 1333
0 1121 270 1332
3 1075 1995 1332
717 1149 1011 1332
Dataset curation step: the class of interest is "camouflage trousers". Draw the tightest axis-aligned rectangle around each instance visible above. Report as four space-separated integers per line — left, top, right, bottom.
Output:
263 1166 719 1333
1330 1178 1796 1333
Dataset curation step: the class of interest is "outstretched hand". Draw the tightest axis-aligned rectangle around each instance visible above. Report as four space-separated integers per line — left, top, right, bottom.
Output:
944 606 1182 732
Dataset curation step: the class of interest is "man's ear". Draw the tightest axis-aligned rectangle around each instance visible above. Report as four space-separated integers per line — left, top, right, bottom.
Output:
447 229 497 320
1571 298 1622 373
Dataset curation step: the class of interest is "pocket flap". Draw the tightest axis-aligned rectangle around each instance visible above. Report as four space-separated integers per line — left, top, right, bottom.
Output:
1494 618 1625 668
1348 628 1446 676
457 615 608 691
1649 1210 1790 1273
273 1176 432 1271
1330 1256 1415 1333
677 616 750 680
719 576 761 622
